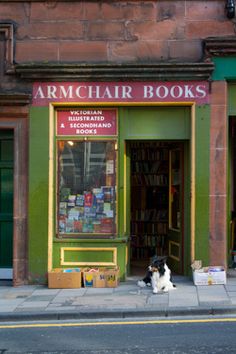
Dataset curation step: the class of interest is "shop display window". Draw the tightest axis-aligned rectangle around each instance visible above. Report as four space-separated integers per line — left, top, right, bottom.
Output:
57 140 117 237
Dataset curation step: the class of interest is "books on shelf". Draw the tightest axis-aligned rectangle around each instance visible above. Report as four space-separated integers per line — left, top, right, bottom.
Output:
131 209 168 222
130 142 170 260
131 174 168 186
131 221 168 234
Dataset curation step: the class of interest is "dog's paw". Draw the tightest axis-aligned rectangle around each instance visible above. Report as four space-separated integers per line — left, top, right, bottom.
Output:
152 288 158 294
137 280 146 288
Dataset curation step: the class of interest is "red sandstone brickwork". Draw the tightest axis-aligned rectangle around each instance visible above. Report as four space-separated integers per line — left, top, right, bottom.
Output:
0 1 235 64
209 81 228 268
0 1 234 274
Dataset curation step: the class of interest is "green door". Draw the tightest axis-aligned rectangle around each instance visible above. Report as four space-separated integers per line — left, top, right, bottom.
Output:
168 146 184 274
0 130 13 279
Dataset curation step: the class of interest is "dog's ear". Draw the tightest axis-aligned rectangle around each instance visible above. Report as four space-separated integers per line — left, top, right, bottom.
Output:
151 255 158 263
157 256 167 263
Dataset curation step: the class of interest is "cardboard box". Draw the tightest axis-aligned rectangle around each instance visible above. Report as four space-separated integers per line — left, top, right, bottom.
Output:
83 267 119 288
48 268 82 289
191 261 226 285
105 268 119 288
83 269 106 288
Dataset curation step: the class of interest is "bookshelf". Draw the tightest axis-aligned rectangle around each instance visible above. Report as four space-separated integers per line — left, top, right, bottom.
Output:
130 142 169 261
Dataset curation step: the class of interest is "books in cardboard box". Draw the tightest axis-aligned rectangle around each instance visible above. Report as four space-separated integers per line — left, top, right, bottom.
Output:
48 268 81 289
191 260 226 285
83 267 119 288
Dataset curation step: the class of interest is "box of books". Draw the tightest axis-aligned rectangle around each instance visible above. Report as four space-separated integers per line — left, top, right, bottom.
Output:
48 268 82 289
83 268 106 288
105 267 120 288
191 261 226 285
83 267 119 288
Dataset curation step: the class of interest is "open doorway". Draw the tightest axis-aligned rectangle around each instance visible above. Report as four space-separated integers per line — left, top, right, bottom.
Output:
129 140 185 275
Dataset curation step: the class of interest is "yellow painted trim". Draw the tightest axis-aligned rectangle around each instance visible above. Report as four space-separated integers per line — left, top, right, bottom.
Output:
168 150 171 227
60 247 117 266
48 103 54 272
191 104 196 263
124 142 127 233
51 102 195 107
169 240 180 262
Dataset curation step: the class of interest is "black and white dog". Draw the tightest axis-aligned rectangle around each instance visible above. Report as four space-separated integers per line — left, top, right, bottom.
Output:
137 256 176 294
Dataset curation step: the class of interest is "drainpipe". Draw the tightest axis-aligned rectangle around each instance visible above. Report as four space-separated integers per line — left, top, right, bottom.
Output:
226 0 235 19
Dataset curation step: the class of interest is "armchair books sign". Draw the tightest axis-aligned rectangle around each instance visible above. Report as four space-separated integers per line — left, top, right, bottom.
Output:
33 81 209 106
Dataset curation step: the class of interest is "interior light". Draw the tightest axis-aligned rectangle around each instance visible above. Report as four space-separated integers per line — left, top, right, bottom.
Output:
67 141 74 146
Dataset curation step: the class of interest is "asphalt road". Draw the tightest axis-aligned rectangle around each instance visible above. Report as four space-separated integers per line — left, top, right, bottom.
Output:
0 317 236 353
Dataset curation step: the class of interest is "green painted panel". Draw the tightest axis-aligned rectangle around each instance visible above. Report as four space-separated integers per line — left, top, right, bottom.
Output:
183 142 191 275
28 107 50 283
228 84 236 115
52 242 127 280
194 105 210 266
212 57 236 81
120 107 190 140
0 130 13 269
64 250 115 263
0 222 13 267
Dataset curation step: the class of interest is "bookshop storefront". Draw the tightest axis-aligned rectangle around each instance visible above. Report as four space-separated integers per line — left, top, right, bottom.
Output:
28 81 210 283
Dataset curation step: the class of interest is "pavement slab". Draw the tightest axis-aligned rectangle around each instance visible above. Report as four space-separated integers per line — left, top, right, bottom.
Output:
0 273 235 321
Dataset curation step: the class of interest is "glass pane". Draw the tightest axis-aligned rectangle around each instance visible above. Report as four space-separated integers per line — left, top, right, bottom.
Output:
57 140 116 236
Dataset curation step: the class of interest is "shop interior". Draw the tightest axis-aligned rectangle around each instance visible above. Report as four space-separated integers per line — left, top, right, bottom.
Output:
129 140 183 275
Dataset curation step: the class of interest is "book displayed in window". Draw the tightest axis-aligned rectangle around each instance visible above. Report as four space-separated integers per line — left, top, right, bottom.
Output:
57 140 116 236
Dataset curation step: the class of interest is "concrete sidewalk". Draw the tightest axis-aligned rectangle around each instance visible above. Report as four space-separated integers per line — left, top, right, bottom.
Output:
0 271 236 322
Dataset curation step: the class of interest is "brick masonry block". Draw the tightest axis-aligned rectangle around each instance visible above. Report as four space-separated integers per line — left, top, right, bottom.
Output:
157 1 185 20
101 2 157 21
109 40 168 62
0 3 29 23
15 40 58 62
209 238 227 268
59 41 108 62
127 20 184 41
186 20 234 39
186 1 226 20
169 39 202 61
210 81 227 106
210 105 227 149
30 2 84 22
87 22 125 40
17 22 84 40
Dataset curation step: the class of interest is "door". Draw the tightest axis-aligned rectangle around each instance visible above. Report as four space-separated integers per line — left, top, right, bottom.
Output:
0 130 13 279
168 146 184 274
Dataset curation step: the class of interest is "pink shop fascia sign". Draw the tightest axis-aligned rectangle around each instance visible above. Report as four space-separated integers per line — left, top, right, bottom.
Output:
32 81 209 106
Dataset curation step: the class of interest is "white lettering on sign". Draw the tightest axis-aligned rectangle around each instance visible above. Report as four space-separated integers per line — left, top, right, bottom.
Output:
33 82 209 105
34 85 133 100
57 109 117 136
143 84 207 99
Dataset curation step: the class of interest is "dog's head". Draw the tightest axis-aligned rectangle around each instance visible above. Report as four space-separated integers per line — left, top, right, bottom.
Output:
150 256 167 276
